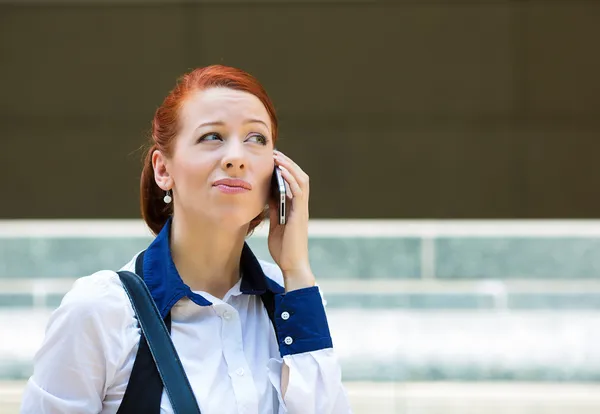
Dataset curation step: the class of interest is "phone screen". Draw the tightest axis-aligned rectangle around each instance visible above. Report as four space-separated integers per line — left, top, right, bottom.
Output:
271 166 286 225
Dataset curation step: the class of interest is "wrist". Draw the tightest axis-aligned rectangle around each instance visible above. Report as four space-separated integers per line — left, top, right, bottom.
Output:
282 267 315 292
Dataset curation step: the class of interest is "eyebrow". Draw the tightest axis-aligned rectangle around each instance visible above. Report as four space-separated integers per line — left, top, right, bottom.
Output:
196 119 270 130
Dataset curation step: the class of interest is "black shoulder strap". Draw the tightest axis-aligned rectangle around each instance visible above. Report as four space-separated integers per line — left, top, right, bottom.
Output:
118 251 165 414
117 250 277 414
259 290 278 343
117 269 201 414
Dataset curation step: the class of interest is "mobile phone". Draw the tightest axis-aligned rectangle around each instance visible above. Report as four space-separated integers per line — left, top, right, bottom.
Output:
271 166 287 225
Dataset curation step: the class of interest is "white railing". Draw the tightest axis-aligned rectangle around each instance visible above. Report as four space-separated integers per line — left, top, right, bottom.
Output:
3 219 600 238
3 278 600 311
3 219 600 310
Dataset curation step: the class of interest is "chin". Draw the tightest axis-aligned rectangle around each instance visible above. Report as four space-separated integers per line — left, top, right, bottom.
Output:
212 208 261 230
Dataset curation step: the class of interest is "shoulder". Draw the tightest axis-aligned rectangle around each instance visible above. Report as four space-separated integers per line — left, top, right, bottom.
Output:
257 259 284 290
62 250 139 309
56 269 134 327
29 269 139 403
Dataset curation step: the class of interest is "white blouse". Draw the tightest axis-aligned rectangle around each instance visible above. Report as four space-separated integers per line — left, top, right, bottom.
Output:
20 221 351 414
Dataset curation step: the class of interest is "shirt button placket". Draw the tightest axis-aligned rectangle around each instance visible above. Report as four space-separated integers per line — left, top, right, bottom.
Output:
219 305 257 413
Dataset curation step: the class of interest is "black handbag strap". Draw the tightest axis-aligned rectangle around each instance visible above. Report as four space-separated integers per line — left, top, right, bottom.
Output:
260 290 278 343
118 270 201 414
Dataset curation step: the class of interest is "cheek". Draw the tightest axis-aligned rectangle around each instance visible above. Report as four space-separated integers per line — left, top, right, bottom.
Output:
258 163 275 200
172 154 212 189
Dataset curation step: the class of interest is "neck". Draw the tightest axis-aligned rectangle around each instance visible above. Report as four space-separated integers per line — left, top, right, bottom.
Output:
169 214 248 299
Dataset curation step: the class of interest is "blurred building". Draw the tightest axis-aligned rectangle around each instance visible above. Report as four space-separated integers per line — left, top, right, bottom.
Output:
1 1 599 220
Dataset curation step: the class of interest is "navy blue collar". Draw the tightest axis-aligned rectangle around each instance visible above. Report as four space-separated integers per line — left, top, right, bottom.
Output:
142 217 284 318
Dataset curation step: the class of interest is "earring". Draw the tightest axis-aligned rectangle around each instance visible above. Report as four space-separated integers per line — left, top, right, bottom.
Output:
163 190 172 204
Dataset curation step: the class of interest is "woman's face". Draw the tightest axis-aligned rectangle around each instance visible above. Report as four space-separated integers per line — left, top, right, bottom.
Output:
155 87 275 229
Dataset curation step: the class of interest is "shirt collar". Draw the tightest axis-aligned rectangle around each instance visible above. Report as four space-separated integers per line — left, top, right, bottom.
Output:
142 217 284 318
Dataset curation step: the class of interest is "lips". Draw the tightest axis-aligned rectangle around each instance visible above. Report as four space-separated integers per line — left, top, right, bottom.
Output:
213 178 252 190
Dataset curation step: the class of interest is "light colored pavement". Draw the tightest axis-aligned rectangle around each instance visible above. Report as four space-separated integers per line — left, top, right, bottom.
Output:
4 381 600 414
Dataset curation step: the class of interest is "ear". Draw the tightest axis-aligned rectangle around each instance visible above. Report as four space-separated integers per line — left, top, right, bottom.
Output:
152 149 172 190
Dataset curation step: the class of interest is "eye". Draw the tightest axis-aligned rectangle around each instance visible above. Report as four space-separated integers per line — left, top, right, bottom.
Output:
197 132 222 143
247 134 269 146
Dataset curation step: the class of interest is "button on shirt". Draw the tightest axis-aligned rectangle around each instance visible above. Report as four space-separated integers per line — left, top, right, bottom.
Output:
21 219 352 413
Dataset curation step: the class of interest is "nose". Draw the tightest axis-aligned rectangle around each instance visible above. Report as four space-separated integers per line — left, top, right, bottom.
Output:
221 140 246 172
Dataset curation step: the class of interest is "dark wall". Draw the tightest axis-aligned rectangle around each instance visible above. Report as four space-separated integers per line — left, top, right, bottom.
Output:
1 1 599 219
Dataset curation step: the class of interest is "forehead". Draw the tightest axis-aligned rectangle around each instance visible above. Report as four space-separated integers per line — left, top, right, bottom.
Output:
179 87 271 130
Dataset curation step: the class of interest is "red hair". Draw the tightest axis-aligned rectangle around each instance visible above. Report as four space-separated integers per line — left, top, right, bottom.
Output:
140 65 279 235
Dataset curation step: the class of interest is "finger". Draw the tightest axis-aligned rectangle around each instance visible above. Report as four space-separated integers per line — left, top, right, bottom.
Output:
274 152 309 191
284 177 293 199
278 165 303 200
274 150 306 176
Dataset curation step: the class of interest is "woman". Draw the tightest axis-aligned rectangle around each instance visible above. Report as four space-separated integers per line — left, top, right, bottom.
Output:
21 65 351 413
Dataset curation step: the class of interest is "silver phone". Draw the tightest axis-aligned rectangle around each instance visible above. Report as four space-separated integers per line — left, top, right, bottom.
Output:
271 166 286 225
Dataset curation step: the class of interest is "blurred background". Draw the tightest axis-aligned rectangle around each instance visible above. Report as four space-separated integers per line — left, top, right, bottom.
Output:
1 0 600 413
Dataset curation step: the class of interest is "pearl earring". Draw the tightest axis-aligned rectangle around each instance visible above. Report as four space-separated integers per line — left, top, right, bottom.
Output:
163 190 172 204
